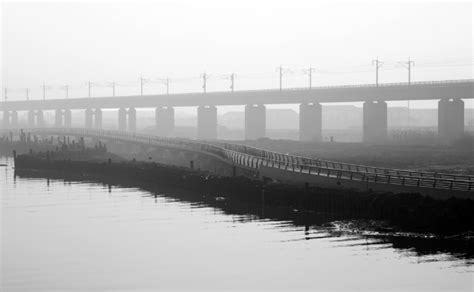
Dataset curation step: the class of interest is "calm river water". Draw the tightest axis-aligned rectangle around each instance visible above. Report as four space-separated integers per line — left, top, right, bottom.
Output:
1 156 472 291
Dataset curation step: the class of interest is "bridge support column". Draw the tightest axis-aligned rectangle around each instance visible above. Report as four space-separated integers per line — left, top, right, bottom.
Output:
10 111 18 128
299 103 322 142
118 108 127 131
363 101 387 143
156 107 174 137
197 105 217 140
3 111 10 128
85 109 93 128
95 109 102 129
64 109 72 128
128 107 136 132
55 109 63 127
438 98 464 142
245 104 266 140
36 111 44 127
28 110 36 128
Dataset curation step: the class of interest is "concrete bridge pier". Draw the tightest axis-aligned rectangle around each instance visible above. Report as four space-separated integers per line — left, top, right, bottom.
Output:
64 110 72 128
10 111 18 128
197 105 217 140
55 109 63 127
156 107 174 137
438 98 464 142
363 101 387 143
128 107 136 132
2 111 11 128
299 103 322 142
36 111 44 127
95 109 102 129
85 109 93 129
118 108 127 131
28 110 35 128
245 104 266 140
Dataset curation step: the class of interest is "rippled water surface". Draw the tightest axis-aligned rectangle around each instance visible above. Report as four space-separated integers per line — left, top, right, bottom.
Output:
1 156 472 291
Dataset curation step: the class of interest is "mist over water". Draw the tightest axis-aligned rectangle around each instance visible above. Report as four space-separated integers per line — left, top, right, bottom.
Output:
1 1 473 291
1 156 472 291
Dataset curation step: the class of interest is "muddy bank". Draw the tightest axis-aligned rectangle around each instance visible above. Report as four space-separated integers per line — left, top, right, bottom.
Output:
13 153 474 236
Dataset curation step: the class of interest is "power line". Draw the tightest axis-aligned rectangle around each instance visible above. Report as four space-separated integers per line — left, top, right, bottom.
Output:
200 72 209 93
60 85 69 99
276 66 291 90
302 67 316 88
104 81 117 96
221 73 237 92
399 58 415 85
398 58 415 128
160 78 170 95
372 58 383 86
3 61 472 101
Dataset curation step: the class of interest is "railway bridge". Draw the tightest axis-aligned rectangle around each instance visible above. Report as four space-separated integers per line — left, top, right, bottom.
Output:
1 79 473 143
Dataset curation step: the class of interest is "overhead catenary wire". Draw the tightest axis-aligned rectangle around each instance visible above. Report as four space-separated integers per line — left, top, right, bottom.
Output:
398 58 415 127
372 58 383 86
302 67 317 88
276 66 292 90
1 61 472 101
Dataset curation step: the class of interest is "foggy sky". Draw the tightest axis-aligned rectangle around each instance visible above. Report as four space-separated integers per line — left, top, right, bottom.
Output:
1 1 473 110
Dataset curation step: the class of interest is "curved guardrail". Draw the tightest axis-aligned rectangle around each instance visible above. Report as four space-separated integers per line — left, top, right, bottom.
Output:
3 128 473 193
212 141 474 182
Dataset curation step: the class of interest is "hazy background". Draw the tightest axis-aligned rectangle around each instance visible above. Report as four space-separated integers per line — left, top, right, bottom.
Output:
1 1 473 125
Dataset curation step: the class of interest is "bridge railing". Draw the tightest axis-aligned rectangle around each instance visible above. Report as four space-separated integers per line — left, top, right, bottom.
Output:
25 127 231 161
224 150 473 193
7 128 473 193
212 141 474 182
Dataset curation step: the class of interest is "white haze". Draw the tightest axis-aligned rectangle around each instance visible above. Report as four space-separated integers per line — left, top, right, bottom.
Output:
1 1 473 111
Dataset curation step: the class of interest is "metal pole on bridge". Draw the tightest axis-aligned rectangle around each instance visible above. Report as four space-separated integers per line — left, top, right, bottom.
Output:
63 85 69 99
160 78 170 95
398 58 415 127
303 67 316 89
230 73 235 92
278 66 283 90
201 73 208 93
372 58 383 86
276 66 291 90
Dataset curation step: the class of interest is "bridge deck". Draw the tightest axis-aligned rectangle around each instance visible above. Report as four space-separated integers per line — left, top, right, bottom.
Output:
1 79 473 111
2 128 473 196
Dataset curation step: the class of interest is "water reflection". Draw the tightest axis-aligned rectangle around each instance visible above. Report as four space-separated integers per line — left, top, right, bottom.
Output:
1 156 473 291
9 159 474 262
